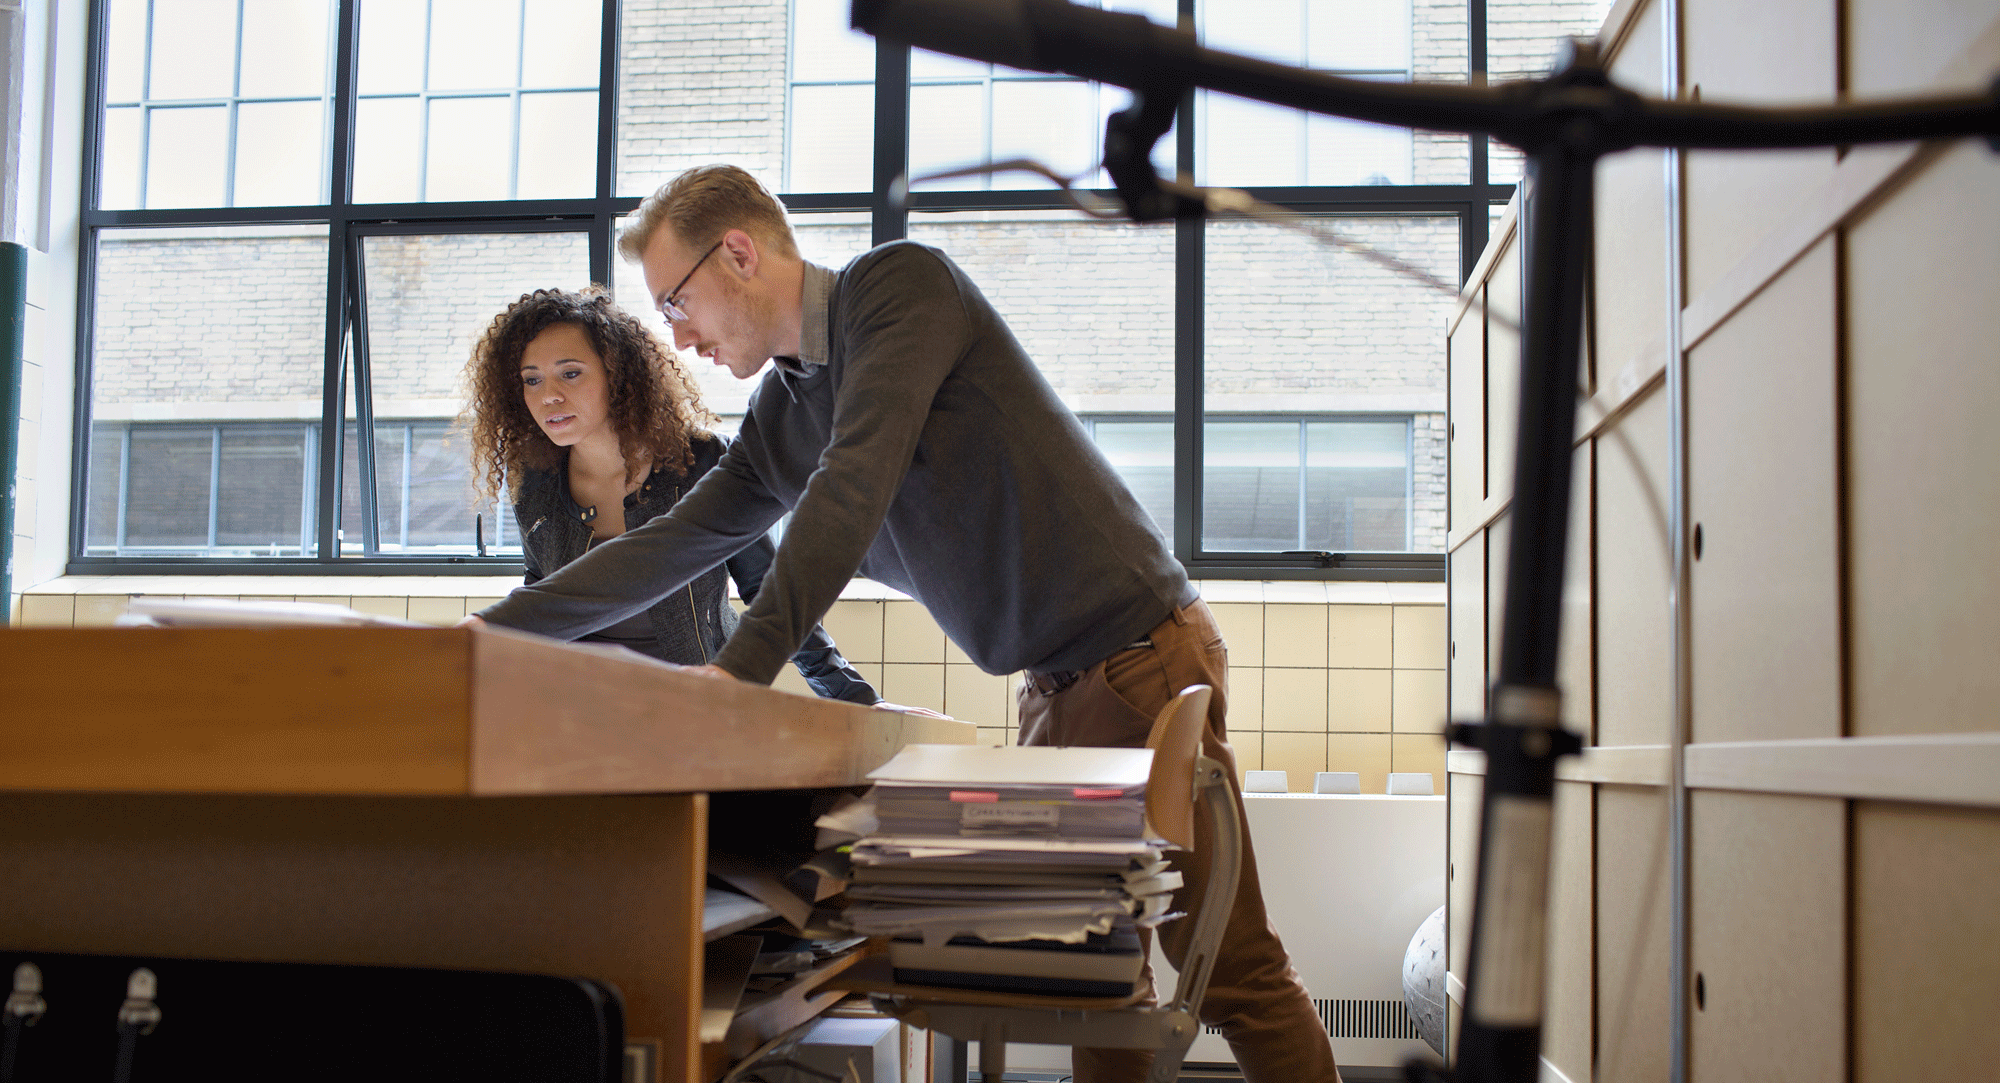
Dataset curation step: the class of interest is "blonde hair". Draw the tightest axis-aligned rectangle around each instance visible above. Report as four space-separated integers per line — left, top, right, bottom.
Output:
618 165 800 264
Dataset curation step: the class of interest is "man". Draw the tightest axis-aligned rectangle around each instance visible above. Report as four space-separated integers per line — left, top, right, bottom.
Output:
471 164 1343 1083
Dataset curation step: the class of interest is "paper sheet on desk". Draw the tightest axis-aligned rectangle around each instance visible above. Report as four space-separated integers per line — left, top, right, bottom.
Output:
867 743 1153 787
117 596 427 628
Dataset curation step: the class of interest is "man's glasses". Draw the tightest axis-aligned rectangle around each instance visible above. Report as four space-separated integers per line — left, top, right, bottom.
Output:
657 239 724 323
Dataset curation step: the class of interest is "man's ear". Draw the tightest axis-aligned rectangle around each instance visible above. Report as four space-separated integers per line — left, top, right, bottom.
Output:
720 228 760 280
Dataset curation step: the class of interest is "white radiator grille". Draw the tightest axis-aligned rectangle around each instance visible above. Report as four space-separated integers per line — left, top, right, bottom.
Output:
1201 998 1421 1041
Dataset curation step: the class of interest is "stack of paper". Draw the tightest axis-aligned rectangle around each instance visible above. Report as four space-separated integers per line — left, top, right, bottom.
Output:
830 744 1184 997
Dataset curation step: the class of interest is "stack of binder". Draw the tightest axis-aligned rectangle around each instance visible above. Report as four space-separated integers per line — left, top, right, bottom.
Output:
834 744 1183 997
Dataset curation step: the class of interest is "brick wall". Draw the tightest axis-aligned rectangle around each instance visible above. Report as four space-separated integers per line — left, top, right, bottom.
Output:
618 0 789 196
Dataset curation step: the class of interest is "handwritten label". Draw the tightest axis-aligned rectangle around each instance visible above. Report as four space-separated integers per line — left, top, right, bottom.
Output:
961 803 1060 830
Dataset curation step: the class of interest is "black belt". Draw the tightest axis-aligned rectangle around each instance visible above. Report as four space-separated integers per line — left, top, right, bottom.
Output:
1026 636 1153 697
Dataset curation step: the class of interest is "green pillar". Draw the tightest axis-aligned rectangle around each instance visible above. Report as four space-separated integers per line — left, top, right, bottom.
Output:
0 241 28 626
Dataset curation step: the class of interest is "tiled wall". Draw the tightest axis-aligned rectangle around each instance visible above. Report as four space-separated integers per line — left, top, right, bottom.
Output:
19 579 1448 794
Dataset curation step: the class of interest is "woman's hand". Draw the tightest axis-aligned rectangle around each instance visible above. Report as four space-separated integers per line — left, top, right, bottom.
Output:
684 664 738 681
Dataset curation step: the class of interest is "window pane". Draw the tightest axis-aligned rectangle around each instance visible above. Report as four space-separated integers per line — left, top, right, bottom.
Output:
100 106 143 210
788 84 874 192
1309 0 1412 71
521 0 603 89
428 0 521 91
791 0 875 83
217 423 313 551
1305 419 1410 549
238 0 331 100
908 83 985 190
149 0 236 100
146 106 229 208
1307 112 1414 186
1092 419 1175 541
1200 94 1303 188
124 426 214 549
1203 420 1300 551
356 231 590 552
103 0 147 103
991 80 1098 182
85 423 126 552
911 49 987 82
622 0 811 197
88 226 331 556
234 100 326 206
905 210 1175 408
518 91 600 199
353 96 421 203
1202 0 1305 62
358 0 426 95
1205 215 1453 552
405 421 490 549
425 96 512 202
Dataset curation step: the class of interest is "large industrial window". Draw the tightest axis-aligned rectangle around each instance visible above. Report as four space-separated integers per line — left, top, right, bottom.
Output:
74 0 1608 577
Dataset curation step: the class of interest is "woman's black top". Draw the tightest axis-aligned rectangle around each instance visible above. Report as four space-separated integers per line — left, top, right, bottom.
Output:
513 431 879 704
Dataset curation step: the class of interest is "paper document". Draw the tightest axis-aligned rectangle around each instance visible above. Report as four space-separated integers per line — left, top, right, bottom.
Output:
118 596 426 628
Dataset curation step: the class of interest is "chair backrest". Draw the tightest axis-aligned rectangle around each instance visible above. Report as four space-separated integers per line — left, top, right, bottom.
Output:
1142 685 1210 849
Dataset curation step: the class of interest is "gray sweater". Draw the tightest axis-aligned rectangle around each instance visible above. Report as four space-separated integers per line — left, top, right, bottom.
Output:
477 241 1193 682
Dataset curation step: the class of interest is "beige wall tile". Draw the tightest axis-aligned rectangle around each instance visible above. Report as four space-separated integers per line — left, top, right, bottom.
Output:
880 663 946 714
771 664 814 698
1209 602 1264 666
236 595 296 604
976 726 1009 746
855 663 884 694
944 636 973 665
407 596 468 625
1328 605 1393 668
1390 733 1446 786
1393 669 1449 735
1231 733 1263 774
1393 605 1448 670
293 596 352 609
463 596 508 613
1263 668 1328 731
1263 605 1328 668
821 600 884 662
1326 733 1392 795
1328 668 1392 733
19 594 75 627
348 596 410 620
944 664 1009 728
1224 665 1263 732
1262 732 1328 792
883 601 946 663
73 595 133 627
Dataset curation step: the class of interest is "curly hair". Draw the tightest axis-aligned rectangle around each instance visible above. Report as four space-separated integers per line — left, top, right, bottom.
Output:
461 285 716 504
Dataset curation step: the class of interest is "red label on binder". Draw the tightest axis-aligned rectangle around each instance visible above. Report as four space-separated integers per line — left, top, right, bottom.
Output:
949 791 998 803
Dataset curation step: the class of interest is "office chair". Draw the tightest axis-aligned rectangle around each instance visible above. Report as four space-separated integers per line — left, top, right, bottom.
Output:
841 684 1240 1083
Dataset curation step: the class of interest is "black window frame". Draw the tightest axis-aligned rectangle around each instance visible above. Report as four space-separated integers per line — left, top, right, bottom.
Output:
71 0 1511 578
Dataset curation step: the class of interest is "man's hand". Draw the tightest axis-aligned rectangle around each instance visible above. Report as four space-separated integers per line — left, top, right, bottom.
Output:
873 700 950 718
685 664 738 681
456 614 486 629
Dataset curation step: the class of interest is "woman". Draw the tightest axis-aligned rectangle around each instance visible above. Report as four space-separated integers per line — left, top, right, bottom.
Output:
463 285 879 704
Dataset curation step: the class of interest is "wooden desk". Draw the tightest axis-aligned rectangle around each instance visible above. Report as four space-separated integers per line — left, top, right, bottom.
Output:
0 624 972 1082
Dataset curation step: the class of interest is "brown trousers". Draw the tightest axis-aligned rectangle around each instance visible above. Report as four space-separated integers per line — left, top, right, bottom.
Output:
1016 599 1343 1083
